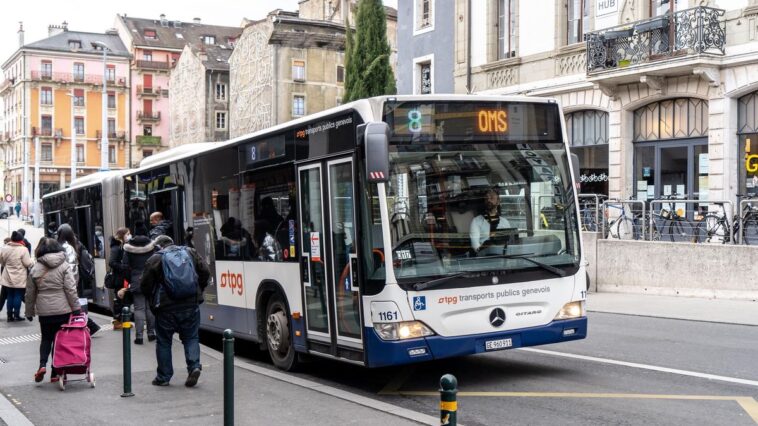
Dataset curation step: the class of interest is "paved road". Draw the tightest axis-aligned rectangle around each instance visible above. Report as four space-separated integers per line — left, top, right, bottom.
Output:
211 311 758 426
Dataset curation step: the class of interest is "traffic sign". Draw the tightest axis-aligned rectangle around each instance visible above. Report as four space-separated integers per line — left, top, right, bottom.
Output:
4 194 12 203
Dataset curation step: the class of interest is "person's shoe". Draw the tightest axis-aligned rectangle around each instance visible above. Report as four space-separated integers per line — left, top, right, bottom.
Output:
34 367 46 383
50 375 59 383
90 324 101 336
112 320 123 330
147 334 156 342
152 378 169 386
7 316 14 322
134 337 144 345
185 368 201 388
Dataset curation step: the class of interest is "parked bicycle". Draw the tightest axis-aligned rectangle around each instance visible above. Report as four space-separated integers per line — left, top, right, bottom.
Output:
605 201 643 240
694 194 758 244
653 194 695 242
579 195 606 232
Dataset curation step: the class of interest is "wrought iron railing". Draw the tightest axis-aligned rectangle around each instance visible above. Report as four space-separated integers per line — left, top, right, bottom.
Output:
135 60 173 70
30 71 127 86
137 85 161 96
96 130 126 140
137 111 161 121
136 135 161 146
587 6 725 74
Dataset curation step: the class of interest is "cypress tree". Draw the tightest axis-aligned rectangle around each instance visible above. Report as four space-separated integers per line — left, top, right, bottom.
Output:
342 14 356 104
343 0 396 102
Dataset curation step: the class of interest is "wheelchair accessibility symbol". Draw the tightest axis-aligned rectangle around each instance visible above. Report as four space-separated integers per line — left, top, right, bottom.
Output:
413 296 426 311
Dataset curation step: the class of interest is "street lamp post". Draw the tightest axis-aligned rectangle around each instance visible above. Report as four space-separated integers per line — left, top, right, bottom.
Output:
93 41 110 172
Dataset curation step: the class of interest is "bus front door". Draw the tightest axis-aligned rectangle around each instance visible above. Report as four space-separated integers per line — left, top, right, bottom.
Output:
148 187 185 243
298 158 363 361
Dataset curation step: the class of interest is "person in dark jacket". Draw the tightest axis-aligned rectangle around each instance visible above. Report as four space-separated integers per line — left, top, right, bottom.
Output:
16 229 32 255
140 235 210 387
108 227 130 330
148 211 173 241
120 234 157 344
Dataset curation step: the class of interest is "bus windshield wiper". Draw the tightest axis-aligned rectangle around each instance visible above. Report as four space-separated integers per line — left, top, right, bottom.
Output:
412 272 468 291
465 253 567 277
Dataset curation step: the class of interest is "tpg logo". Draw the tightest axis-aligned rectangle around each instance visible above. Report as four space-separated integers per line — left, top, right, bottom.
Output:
220 271 244 296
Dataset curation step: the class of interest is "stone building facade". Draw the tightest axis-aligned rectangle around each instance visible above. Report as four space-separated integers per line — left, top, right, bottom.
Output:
170 44 231 146
454 0 758 207
229 0 397 138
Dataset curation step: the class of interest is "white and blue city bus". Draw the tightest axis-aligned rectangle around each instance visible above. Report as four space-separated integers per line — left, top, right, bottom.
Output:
43 95 587 370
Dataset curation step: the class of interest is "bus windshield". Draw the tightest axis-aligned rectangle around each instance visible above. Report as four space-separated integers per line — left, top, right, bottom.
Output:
374 144 580 283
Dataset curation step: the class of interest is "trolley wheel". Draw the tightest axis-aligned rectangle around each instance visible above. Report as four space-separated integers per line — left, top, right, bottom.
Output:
58 378 65 391
89 372 95 388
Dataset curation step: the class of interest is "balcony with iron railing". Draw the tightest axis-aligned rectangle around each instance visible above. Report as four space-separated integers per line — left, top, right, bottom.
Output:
136 135 162 146
136 85 162 97
30 71 127 86
586 6 725 78
137 111 161 122
134 60 173 70
32 127 64 138
96 130 126 140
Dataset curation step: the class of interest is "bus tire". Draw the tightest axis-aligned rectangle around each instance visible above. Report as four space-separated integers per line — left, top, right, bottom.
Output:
265 293 298 371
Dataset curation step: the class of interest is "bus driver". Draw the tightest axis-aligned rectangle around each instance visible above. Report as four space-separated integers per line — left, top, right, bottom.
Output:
470 188 511 255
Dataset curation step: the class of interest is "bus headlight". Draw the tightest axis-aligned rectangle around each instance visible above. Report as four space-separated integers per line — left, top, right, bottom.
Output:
374 321 435 341
554 301 585 320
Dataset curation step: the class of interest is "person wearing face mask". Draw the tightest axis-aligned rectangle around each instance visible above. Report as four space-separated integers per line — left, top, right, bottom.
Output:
470 187 512 255
107 227 131 329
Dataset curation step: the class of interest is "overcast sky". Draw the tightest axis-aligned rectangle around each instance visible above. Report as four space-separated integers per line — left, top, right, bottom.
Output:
1 0 398 64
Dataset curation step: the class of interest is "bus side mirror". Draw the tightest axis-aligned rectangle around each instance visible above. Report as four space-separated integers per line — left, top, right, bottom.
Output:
365 122 390 183
569 153 581 189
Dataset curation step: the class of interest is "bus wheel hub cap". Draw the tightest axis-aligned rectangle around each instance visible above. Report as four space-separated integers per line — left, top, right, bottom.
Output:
267 311 288 352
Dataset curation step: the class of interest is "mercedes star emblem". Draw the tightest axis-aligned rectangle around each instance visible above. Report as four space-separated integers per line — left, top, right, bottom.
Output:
489 308 506 327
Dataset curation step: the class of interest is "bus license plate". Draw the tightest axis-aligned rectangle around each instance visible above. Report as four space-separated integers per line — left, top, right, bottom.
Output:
485 338 513 351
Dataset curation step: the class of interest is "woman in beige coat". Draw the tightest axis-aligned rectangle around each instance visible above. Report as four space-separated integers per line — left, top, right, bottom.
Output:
0 231 33 321
25 237 81 383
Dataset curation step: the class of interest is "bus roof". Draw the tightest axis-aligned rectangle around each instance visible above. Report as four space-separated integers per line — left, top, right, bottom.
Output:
130 94 558 176
42 169 133 199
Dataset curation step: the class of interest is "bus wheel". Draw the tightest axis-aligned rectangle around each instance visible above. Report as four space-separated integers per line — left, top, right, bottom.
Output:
265 294 298 371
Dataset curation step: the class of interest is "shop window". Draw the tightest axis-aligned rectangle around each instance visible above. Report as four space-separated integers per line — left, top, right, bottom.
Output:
566 110 609 194
738 91 758 196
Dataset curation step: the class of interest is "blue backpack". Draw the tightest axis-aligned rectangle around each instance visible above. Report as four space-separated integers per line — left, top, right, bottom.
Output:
159 246 199 300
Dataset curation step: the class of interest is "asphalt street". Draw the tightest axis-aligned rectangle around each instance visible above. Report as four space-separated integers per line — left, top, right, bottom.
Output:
212 311 758 426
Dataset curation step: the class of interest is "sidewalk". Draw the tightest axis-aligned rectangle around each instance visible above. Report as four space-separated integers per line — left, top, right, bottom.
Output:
0 313 435 426
587 291 758 326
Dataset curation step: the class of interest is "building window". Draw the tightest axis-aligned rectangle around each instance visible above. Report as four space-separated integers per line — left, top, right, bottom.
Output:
415 0 434 32
498 0 517 59
143 125 152 136
41 61 52 79
215 83 226 101
203 35 216 45
143 51 152 61
567 0 590 44
106 65 116 82
144 29 157 40
215 112 227 130
337 65 344 83
293 95 305 117
108 145 116 163
107 92 116 109
41 87 53 105
75 117 85 135
68 40 81 49
73 63 84 81
41 143 53 162
419 62 432 94
73 89 85 107
108 118 116 136
651 0 681 17
143 149 153 157
566 110 609 194
41 115 53 135
292 60 305 82
76 144 85 163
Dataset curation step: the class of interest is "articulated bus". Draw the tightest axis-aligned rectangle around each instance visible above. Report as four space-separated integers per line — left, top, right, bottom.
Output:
43 95 587 370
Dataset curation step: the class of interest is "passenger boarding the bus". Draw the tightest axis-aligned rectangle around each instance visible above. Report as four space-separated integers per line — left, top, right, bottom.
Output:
470 188 512 255
149 212 173 241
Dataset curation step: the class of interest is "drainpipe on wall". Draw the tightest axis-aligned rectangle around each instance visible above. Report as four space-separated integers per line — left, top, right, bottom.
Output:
466 0 472 94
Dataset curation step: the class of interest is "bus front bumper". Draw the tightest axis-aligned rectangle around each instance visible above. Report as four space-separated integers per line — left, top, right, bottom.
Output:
365 317 587 368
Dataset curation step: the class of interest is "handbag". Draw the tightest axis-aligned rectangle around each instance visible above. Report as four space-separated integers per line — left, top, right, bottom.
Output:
104 271 115 289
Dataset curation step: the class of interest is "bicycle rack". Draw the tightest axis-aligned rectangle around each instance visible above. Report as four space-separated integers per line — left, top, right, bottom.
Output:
578 193 606 232
601 199 644 240
648 198 733 243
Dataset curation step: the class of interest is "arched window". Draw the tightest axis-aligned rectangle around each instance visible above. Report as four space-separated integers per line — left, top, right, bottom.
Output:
633 98 708 142
565 110 609 146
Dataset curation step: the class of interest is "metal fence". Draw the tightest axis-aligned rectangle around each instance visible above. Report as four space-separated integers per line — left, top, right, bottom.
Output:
737 199 758 245
578 194 606 232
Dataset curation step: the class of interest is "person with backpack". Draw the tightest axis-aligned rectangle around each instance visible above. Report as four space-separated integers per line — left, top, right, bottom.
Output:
140 235 210 387
24 238 81 383
0 231 33 321
120 231 157 344
57 224 100 336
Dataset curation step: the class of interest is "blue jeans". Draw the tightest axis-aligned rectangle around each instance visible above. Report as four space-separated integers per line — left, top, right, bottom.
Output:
154 306 201 382
6 288 23 319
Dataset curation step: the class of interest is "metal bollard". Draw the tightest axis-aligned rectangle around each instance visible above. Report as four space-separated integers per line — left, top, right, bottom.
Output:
439 374 458 426
223 329 234 426
121 307 134 397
